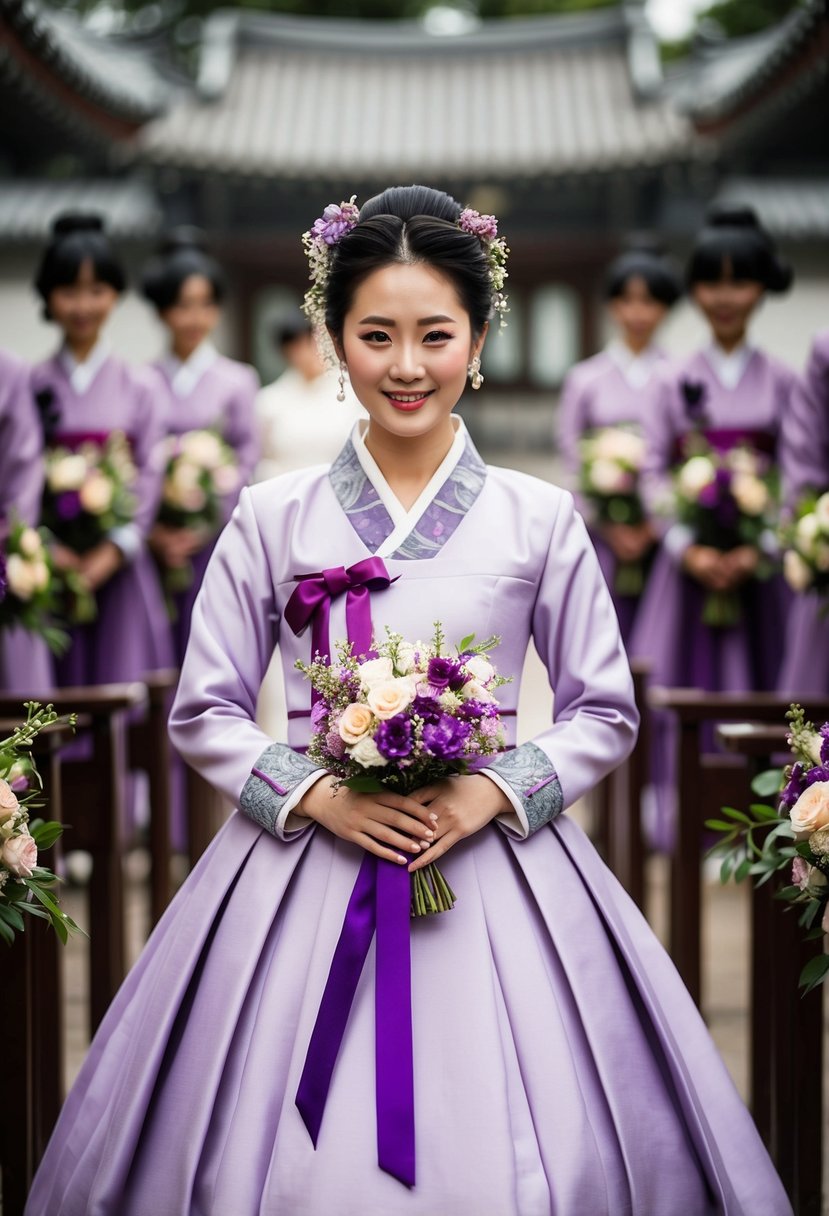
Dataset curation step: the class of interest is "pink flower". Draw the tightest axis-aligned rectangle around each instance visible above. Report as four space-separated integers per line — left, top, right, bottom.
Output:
2 830 37 878
792 856 811 890
311 199 360 246
459 208 498 242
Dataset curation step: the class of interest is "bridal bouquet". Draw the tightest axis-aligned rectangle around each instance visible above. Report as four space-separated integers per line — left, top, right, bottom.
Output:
0 702 82 946
674 440 776 627
781 491 829 599
580 426 648 594
0 519 67 654
707 704 829 993
298 624 510 917
156 429 238 594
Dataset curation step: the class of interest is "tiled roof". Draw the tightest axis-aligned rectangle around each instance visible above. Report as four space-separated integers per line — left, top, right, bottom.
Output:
0 178 162 242
140 7 695 179
715 177 829 240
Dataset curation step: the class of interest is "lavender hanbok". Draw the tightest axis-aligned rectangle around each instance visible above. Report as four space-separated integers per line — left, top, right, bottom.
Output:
0 348 52 693
28 421 790 1216
152 343 260 662
557 343 665 642
779 331 829 694
31 345 174 686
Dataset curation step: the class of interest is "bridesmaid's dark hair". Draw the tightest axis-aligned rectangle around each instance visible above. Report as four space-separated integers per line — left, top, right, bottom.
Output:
605 238 682 307
687 204 793 293
34 213 126 318
141 227 226 312
325 185 493 340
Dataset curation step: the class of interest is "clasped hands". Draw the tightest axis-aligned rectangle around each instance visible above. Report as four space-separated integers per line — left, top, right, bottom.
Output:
600 521 656 564
682 543 759 591
300 773 511 872
51 539 123 592
149 523 212 569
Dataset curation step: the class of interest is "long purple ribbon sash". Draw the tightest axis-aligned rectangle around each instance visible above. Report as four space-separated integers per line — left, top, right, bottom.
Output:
287 558 415 1186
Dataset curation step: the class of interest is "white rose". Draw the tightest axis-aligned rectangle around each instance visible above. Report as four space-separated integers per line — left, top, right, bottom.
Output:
460 679 495 702
171 460 201 492
731 474 769 517
18 528 42 559
589 458 628 495
181 431 225 470
395 642 418 675
349 735 388 768
594 428 645 467
30 561 50 592
48 453 88 492
796 513 820 553
366 677 416 720
727 447 760 476
79 471 114 515
358 657 394 688
815 493 829 531
439 690 461 710
6 554 36 601
784 549 813 593
678 456 716 498
464 655 495 685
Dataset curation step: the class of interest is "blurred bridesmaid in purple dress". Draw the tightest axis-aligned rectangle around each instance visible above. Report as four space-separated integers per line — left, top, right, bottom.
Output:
779 330 829 694
631 205 795 846
30 214 173 688
0 348 53 693
141 230 260 663
557 241 681 643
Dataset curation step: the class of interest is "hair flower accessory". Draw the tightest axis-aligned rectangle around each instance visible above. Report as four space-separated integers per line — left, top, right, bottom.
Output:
302 195 360 365
311 199 361 247
458 207 510 328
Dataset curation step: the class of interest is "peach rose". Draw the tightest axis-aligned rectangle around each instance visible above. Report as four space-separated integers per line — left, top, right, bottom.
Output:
1 830 37 878
79 471 114 515
338 703 375 745
789 780 829 840
366 678 415 720
6 554 37 601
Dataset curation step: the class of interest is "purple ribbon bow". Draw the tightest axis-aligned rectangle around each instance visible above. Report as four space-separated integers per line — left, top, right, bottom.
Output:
286 557 415 1186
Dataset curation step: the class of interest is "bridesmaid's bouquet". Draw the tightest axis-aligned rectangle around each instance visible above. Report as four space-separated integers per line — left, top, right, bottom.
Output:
298 624 510 917
157 429 239 594
781 491 829 600
0 519 67 654
580 426 648 595
673 440 776 627
0 702 82 946
708 705 829 994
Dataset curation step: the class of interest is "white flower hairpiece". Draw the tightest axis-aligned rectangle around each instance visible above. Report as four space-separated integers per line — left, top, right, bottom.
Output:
301 196 510 366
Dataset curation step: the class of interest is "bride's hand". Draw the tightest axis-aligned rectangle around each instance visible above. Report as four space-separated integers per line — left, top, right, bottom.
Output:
300 776 438 865
406 774 511 873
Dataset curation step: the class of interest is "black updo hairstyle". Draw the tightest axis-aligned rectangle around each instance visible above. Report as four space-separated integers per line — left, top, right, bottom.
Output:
605 237 682 307
687 204 793 293
325 185 493 341
141 227 226 313
34 212 126 320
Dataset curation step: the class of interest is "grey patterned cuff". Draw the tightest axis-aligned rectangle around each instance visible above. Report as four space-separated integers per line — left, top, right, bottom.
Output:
240 743 321 836
486 742 563 834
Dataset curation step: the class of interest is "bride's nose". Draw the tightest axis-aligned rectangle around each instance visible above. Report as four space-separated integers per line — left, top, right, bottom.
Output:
390 347 426 383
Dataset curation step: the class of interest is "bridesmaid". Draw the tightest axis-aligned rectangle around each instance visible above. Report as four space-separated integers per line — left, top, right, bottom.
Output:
31 213 173 688
631 204 795 846
779 330 829 694
141 230 260 662
0 348 52 692
557 241 681 642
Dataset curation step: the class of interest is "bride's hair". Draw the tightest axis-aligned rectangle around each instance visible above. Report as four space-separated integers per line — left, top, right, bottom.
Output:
325 185 493 340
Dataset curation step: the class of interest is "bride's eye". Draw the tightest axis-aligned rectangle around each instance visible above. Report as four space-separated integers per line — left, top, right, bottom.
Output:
424 331 453 343
360 331 391 344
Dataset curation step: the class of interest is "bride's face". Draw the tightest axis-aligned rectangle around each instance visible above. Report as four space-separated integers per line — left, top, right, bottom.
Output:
336 261 485 441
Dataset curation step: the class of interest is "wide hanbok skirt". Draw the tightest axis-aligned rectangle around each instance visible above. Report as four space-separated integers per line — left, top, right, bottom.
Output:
27 809 790 1215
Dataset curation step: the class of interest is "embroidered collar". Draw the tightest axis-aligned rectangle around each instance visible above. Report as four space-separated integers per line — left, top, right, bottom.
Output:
160 340 220 398
606 341 662 390
704 342 753 391
329 417 487 560
58 338 110 395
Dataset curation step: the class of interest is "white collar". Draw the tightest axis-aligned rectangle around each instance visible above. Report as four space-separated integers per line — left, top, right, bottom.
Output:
161 341 219 398
705 342 753 390
59 338 110 395
606 341 661 389
352 417 467 558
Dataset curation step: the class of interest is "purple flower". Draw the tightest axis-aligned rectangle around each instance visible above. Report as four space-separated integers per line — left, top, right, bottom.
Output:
310 700 328 727
422 715 472 760
311 199 360 246
457 698 498 721
680 378 708 422
375 714 413 760
781 762 806 808
0 550 6 604
412 695 442 724
325 730 346 760
10 775 29 793
56 490 82 521
819 723 829 765
805 763 829 787
459 208 498 242
427 656 466 691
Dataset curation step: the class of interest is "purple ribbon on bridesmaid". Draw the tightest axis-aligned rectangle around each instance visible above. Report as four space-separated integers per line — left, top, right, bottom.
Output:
286 558 416 1187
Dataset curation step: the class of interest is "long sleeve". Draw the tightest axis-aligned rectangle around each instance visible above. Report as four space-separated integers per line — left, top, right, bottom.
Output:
221 364 261 521
486 489 638 833
780 333 829 507
0 358 43 530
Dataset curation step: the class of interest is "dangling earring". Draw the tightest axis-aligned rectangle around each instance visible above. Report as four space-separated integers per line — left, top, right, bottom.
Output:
468 354 483 391
337 361 347 402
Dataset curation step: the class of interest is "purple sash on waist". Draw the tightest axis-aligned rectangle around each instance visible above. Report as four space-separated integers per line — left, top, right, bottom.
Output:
51 430 134 451
285 559 416 1187
672 428 776 464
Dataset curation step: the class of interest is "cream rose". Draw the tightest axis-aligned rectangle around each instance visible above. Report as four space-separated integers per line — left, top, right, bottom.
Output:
815 493 829 531
731 474 769 517
338 703 375 745
48 453 88 492
367 678 415 720
6 554 36 601
18 528 42 559
1 830 37 878
79 471 114 515
593 428 645 467
790 781 829 840
784 549 813 593
358 657 394 689
678 456 716 498
796 513 820 553
589 458 628 495
31 561 50 593
181 430 225 469
349 736 388 768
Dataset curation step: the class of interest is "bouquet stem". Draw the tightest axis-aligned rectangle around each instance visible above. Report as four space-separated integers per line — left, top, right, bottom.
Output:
411 862 456 918
702 589 742 629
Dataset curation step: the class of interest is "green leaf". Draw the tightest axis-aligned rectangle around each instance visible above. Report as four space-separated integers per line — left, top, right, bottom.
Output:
720 855 736 883
458 634 476 653
343 775 385 794
776 885 804 902
0 903 25 932
734 858 753 883
0 916 15 946
748 803 784 822
29 820 64 849
798 954 829 994
705 819 740 832
720 806 753 825
751 768 785 798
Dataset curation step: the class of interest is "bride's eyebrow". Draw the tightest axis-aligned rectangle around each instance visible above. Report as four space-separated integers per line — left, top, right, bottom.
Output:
357 315 456 326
